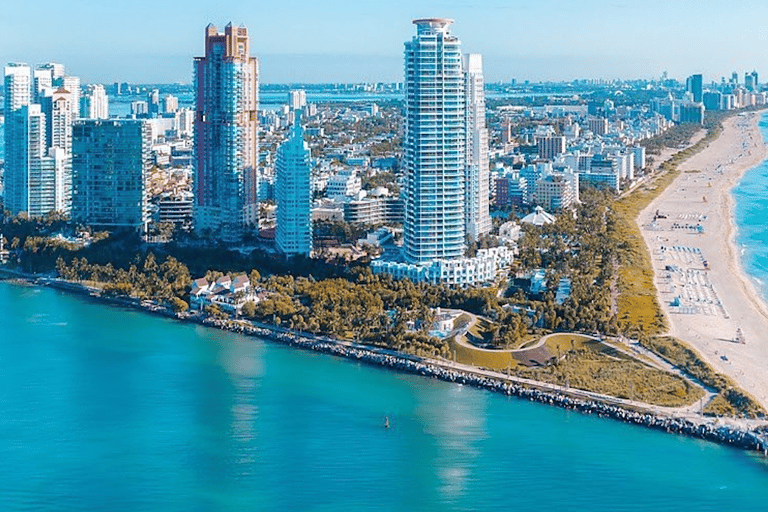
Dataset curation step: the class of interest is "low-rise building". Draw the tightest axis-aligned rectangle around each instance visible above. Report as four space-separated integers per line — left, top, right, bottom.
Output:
190 274 262 314
371 246 512 286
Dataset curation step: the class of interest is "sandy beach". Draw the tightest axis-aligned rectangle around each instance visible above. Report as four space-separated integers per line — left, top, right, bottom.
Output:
640 111 768 410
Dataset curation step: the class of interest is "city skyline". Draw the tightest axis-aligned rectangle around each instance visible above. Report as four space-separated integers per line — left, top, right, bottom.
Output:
3 1 768 84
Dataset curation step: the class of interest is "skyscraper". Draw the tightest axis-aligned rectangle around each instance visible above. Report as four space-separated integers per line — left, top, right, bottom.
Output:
72 119 151 229
371 18 511 285
403 18 466 264
275 118 313 257
193 23 259 241
288 90 307 111
81 84 109 119
464 53 491 242
3 63 32 214
16 105 51 217
686 74 703 103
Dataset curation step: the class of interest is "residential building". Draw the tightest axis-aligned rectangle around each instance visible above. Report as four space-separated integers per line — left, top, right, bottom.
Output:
680 103 704 124
164 94 178 114
326 169 362 198
61 75 81 118
494 173 527 208
193 23 259 241
131 101 148 117
344 190 404 225
15 105 56 216
587 117 608 136
403 18 465 264
686 74 703 103
536 135 566 160
371 246 512 286
288 90 306 110
81 84 109 119
3 63 33 215
464 53 491 241
156 191 194 227
275 118 313 256
72 119 151 230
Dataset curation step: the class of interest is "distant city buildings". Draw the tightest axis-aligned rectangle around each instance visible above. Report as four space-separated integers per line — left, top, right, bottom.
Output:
275 118 313 257
3 62 74 216
288 90 307 111
686 74 703 103
72 119 151 229
193 23 259 241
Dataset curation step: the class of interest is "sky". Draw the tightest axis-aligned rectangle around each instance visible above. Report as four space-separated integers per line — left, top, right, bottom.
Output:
2 0 768 84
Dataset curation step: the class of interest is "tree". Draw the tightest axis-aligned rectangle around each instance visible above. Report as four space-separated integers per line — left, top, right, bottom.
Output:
169 297 189 313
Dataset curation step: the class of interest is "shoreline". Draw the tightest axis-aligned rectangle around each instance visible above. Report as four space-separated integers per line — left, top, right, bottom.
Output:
640 110 768 411
2 273 767 455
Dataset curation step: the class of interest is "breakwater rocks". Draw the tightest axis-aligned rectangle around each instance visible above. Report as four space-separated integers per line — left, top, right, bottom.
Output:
203 317 768 455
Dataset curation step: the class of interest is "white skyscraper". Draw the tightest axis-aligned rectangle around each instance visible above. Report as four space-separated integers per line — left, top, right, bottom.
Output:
464 53 491 241
371 19 512 285
276 118 313 256
81 84 109 119
288 90 307 111
403 18 466 264
62 75 81 118
4 64 33 214
13 105 56 217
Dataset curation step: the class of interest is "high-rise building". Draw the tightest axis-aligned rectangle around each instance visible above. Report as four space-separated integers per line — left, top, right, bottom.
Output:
37 62 64 81
275 118 313 256
163 94 178 114
32 68 53 103
131 101 149 117
745 71 759 92
686 74 703 103
39 88 74 214
463 53 491 242
81 84 109 119
288 90 306 111
72 119 151 229
40 87 74 154
403 18 465 264
61 75 81 118
16 105 49 216
147 89 160 117
193 23 259 241
4 64 33 215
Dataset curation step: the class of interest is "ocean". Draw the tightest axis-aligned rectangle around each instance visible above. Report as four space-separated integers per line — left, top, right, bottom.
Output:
733 111 768 302
0 281 766 511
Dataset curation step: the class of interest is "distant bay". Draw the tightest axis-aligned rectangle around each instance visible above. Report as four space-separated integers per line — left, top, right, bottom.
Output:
0 281 767 511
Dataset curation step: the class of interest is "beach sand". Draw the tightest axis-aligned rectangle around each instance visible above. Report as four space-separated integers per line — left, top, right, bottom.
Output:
639 111 768 410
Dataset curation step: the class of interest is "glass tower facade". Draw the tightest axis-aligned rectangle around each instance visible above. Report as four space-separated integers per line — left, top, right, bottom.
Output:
71 120 151 230
403 19 466 264
276 118 313 257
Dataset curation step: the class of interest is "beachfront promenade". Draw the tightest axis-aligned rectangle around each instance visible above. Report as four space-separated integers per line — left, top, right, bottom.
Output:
641 111 768 411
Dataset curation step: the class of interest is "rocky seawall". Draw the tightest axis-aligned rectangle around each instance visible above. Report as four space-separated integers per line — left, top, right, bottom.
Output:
203 316 768 455
7 275 766 456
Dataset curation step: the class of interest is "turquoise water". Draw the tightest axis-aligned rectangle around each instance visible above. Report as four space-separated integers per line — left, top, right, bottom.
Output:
1 282 767 511
734 112 768 303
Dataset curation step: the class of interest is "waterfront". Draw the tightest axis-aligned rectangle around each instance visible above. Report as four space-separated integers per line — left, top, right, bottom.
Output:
1 281 767 511
734 113 768 303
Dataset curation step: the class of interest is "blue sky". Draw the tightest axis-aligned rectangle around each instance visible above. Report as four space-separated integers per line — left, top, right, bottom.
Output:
2 0 768 84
